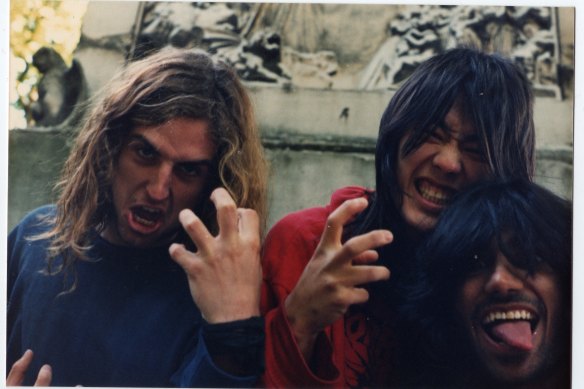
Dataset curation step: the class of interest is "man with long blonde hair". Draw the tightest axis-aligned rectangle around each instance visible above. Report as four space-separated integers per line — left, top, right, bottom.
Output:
7 48 268 387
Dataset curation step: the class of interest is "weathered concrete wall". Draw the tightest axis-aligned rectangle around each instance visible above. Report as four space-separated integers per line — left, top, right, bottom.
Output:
8 88 573 231
8 3 574 232
8 130 70 229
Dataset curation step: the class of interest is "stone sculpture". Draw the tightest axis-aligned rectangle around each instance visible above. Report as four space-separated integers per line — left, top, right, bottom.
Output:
30 47 87 128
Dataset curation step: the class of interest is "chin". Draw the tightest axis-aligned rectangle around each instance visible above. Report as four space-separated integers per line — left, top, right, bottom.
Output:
404 212 438 232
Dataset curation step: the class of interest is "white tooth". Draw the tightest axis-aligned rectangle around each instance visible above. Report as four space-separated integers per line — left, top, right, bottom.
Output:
508 312 515 320
420 184 449 204
135 215 155 226
495 312 502 320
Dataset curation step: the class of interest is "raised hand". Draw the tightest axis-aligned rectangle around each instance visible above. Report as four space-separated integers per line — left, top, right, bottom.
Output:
169 187 261 324
284 197 392 360
7 350 52 387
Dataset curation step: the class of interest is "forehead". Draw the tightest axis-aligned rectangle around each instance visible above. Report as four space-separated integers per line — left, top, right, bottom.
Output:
442 100 477 140
130 117 216 161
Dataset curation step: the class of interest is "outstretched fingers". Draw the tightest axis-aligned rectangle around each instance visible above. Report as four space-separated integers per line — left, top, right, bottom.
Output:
34 365 52 386
335 229 393 267
6 349 33 386
7 350 52 387
347 263 391 287
319 197 369 247
169 243 196 272
237 208 260 244
210 187 239 238
177 209 212 254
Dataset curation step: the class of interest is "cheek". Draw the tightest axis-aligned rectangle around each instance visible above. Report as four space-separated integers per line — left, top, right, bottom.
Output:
110 171 128 207
464 160 491 183
535 276 563 320
457 279 482 320
397 149 425 185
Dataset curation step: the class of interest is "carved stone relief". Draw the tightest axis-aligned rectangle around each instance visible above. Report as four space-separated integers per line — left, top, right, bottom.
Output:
30 47 88 128
130 3 565 99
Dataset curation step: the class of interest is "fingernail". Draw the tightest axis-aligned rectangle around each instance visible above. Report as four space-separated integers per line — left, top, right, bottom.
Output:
168 243 183 255
179 209 194 224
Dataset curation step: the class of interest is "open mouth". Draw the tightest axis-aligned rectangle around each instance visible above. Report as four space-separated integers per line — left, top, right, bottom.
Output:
415 179 455 207
130 205 164 228
481 309 539 352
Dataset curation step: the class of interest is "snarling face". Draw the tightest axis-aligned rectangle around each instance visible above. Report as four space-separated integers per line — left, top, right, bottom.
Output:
396 100 490 231
456 248 566 384
101 117 216 248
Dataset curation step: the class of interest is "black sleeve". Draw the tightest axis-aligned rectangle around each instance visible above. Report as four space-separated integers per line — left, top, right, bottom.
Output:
201 316 265 377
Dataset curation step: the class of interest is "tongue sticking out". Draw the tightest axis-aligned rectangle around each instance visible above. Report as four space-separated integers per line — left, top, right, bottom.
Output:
491 321 534 351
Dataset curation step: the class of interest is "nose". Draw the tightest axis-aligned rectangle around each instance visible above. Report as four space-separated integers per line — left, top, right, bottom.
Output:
484 262 525 296
433 143 462 174
146 163 172 201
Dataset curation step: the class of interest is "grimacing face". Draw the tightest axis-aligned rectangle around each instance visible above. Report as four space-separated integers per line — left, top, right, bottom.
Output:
396 100 490 231
456 248 566 384
101 117 216 248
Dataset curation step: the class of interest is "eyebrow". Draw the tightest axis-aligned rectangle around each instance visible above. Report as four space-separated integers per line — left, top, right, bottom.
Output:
127 134 215 166
436 120 480 143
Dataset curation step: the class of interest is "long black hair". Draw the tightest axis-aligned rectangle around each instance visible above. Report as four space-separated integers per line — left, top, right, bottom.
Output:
397 179 572 386
351 47 535 259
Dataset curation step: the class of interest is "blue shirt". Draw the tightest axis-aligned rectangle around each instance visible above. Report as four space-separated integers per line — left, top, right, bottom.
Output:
7 205 261 387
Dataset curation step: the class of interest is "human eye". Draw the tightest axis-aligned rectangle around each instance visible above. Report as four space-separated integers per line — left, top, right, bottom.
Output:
128 140 157 162
463 144 482 156
462 142 485 161
176 162 205 179
428 126 447 143
136 145 157 160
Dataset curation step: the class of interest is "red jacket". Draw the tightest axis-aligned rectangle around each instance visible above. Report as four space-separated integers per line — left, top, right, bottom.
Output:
261 187 396 388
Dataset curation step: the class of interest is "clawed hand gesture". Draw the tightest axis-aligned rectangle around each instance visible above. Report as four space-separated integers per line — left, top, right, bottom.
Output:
284 197 392 359
170 187 262 323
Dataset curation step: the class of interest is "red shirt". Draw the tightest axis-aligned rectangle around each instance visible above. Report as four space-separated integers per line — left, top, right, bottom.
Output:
261 187 396 388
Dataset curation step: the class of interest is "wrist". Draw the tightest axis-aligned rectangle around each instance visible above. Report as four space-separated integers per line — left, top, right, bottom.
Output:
284 295 319 360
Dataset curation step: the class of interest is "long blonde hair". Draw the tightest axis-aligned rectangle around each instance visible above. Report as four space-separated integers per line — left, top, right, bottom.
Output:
37 48 268 275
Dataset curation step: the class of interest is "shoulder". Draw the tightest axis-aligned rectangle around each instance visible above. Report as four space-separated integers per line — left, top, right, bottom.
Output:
8 205 56 258
15 204 57 228
10 205 56 235
328 186 372 210
8 206 57 283
267 186 372 240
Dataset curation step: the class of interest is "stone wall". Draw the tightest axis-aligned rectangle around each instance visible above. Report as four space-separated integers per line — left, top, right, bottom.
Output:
8 86 573 231
8 2 574 231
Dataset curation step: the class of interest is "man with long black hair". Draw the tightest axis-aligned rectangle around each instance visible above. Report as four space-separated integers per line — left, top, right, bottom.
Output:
400 179 571 388
260 47 536 387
